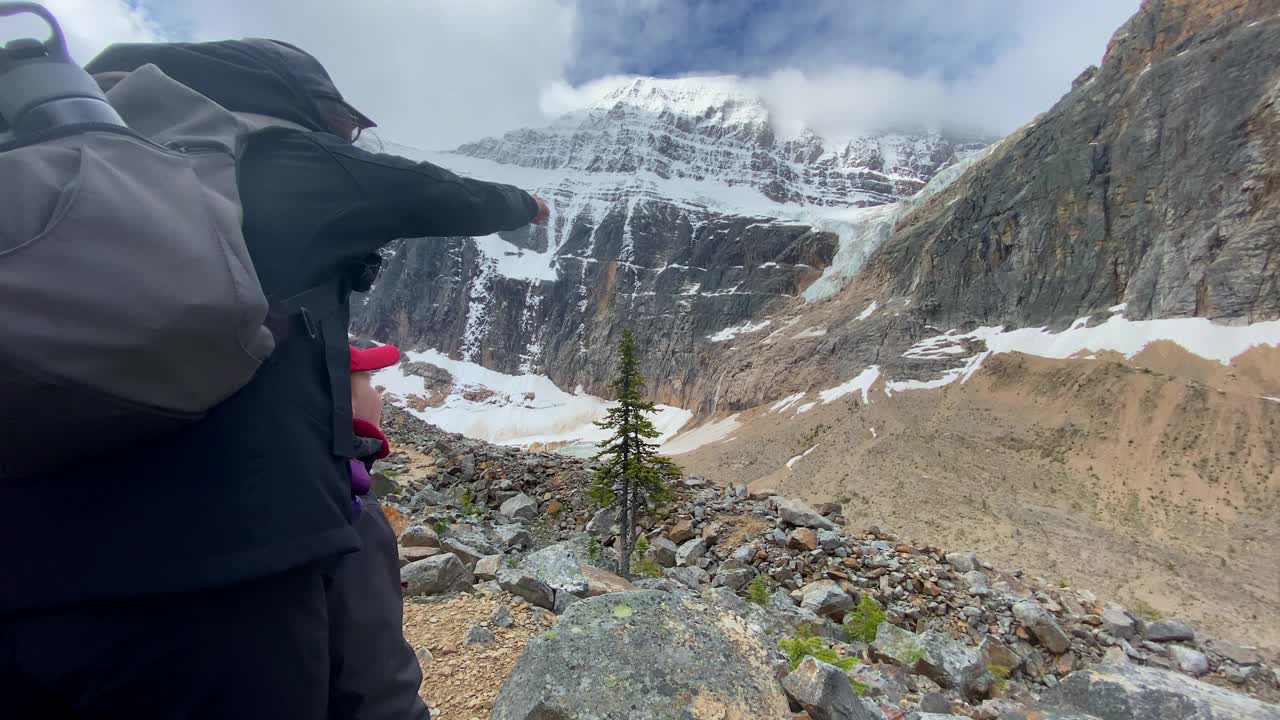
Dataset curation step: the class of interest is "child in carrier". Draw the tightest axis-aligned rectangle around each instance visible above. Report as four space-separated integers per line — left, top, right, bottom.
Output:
327 343 431 720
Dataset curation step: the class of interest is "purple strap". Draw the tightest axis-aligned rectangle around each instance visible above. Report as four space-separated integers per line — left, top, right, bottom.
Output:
348 458 371 517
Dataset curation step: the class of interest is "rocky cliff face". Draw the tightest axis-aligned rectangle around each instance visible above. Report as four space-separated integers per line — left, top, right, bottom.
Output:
878 0 1280 329
687 0 1280 414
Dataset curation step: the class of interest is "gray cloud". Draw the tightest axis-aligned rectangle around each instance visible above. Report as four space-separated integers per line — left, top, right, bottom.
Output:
32 0 1139 148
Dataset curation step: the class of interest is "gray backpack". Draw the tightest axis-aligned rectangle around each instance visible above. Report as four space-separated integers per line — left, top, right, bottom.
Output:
0 4 278 478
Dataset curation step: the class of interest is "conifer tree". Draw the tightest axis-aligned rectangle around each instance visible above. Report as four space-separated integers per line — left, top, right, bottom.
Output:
589 330 679 579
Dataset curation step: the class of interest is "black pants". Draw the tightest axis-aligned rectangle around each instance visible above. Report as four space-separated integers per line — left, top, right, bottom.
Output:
326 500 429 720
1 510 428 720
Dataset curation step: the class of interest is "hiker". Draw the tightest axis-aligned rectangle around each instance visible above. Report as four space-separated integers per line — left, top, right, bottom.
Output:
0 37 546 718
330 343 428 720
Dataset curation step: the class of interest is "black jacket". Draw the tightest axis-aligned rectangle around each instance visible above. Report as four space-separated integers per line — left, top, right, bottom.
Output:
0 42 536 611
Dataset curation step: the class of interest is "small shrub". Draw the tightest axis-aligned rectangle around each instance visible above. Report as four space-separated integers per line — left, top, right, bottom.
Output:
506 556 519 569
587 536 600 563
843 596 886 644
745 575 770 606
430 519 449 536
1133 599 1164 622
778 630 857 673
851 679 870 697
461 488 481 517
988 663 1011 692
630 535 661 578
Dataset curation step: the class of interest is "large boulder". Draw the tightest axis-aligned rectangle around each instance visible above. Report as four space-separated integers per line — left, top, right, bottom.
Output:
441 536 486 568
580 564 635 597
797 580 854 620
1013 600 1072 654
776 497 836 530
499 493 539 521
496 524 532 549
1144 618 1195 643
1037 656 1280 720
399 525 440 548
496 568 555 610
586 508 618 537
517 541 590 596
474 555 502 582
788 527 819 551
651 537 679 567
1169 645 1210 677
401 553 474 596
676 538 708 567
712 560 757 592
668 518 696 543
870 623 990 700
782 657 878 720
491 591 792 720
1101 606 1138 640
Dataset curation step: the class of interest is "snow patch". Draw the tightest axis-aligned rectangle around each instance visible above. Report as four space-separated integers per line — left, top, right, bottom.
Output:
887 315 1280 395
708 319 772 342
472 234 559 281
869 427 878 438
792 326 828 339
661 414 742 455
856 301 879 321
795 402 817 414
819 366 881 405
376 349 691 449
769 392 807 414
786 444 819 468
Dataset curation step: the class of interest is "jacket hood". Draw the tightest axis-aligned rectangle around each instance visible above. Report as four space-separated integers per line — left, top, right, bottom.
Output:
84 39 374 134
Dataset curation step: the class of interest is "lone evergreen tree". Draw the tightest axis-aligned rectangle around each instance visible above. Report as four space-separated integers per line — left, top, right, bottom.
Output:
589 330 679 579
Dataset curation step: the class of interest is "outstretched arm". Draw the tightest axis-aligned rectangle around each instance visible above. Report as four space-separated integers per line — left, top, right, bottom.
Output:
320 137 547 238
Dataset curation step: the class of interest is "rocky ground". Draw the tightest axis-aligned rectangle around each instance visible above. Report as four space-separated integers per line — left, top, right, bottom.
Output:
679 347 1280 652
375 405 1280 719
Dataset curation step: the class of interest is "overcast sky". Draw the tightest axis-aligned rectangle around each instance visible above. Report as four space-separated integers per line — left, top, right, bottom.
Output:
25 0 1139 149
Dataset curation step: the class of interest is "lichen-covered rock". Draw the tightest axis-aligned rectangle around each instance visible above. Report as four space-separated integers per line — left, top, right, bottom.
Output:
401 552 474 596
517 541 590 596
491 591 793 720
1036 656 1280 720
782 657 878 720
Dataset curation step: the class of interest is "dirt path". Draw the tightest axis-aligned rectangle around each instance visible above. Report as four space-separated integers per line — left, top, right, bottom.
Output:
403 591 556 720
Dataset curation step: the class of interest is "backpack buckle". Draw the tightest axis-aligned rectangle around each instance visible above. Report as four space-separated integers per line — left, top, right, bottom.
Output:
300 307 318 339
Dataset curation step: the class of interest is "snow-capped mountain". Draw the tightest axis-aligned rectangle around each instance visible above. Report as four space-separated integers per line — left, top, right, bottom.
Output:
457 76 987 206
353 75 988 408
